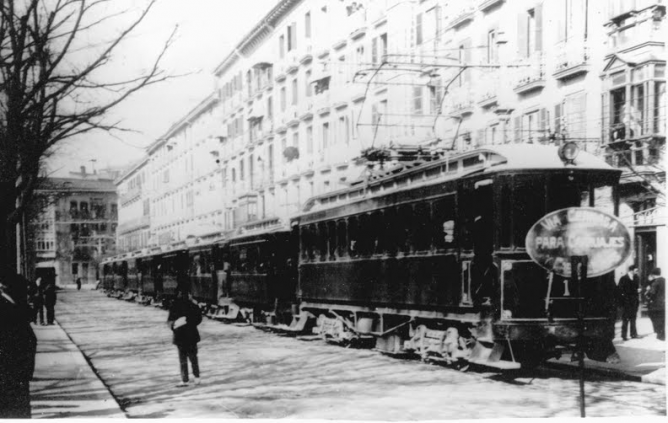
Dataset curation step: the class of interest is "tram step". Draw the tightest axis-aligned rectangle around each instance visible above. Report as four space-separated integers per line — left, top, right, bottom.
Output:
469 358 521 370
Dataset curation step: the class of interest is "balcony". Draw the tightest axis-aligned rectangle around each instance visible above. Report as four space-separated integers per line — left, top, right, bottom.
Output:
553 45 590 80
631 206 665 228
513 57 546 95
447 5 476 30
478 0 504 13
119 187 141 206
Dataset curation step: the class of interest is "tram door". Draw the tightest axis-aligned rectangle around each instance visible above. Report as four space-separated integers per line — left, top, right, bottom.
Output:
459 179 495 306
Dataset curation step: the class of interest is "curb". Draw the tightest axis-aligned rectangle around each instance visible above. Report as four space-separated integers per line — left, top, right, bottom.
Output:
54 320 128 416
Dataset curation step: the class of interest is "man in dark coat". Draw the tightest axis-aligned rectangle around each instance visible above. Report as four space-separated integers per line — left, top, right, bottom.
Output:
646 268 665 341
43 279 57 325
167 288 203 387
0 272 38 418
617 264 640 340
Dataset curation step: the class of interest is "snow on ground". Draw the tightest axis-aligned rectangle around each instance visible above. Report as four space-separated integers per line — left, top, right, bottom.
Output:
54 289 666 419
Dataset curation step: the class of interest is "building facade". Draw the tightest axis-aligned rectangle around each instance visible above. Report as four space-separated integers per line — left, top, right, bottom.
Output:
33 167 119 285
120 0 665 275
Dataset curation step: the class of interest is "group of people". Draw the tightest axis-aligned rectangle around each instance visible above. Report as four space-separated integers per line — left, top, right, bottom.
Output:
28 276 57 325
617 265 665 341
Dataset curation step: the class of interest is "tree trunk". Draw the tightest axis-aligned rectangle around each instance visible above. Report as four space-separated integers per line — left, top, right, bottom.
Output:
0 181 19 276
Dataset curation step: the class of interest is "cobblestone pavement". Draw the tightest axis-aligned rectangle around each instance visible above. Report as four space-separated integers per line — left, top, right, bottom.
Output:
54 289 666 419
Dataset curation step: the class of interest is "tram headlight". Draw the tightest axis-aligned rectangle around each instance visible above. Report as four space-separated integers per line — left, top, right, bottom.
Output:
558 141 580 165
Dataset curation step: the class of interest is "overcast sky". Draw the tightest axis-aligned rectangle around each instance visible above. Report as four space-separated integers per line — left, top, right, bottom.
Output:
48 0 277 177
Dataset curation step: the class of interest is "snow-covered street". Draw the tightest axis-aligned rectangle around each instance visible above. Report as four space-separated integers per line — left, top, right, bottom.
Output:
53 289 665 419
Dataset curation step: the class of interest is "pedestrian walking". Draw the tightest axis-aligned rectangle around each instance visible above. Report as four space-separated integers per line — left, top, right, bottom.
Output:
76 277 82 291
43 279 57 325
0 272 38 418
167 288 203 387
646 268 665 341
617 264 640 340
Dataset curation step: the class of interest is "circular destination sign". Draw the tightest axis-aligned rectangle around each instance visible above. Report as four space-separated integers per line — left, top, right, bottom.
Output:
525 207 632 278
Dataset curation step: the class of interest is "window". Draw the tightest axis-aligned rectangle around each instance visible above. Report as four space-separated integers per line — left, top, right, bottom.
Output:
416 13 423 45
307 125 313 154
279 35 285 58
280 86 286 111
291 78 298 105
424 7 439 44
518 5 542 58
305 12 311 38
564 92 586 139
413 86 423 114
267 96 273 120
292 131 299 149
429 77 442 114
287 23 297 51
322 122 329 150
487 29 498 63
338 115 349 145
305 70 312 97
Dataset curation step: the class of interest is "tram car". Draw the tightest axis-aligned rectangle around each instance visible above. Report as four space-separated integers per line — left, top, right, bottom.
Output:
211 220 299 325
290 144 621 369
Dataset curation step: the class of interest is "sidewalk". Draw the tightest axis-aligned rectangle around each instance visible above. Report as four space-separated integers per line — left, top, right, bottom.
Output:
547 316 666 385
29 322 126 419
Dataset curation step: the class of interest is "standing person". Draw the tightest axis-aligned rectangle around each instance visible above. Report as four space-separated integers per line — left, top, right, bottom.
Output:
0 272 38 418
167 288 203 387
617 265 640 340
646 268 665 341
43 279 57 325
76 277 82 291
30 277 45 325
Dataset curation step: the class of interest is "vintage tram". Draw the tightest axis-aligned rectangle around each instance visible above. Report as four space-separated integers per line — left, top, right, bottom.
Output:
291 144 621 368
100 143 622 370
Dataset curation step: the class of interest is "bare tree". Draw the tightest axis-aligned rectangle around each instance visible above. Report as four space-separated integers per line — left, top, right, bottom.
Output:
0 0 176 274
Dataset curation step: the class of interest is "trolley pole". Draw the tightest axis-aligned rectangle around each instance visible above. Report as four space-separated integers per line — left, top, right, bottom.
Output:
571 255 588 418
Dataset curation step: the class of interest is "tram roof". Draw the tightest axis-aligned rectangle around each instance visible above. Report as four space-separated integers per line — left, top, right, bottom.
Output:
481 144 612 172
301 144 617 215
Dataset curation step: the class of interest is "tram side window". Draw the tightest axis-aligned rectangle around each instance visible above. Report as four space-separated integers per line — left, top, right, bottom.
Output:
413 202 431 253
512 178 545 248
327 221 337 260
369 211 385 255
460 181 494 252
336 220 348 258
348 216 360 257
358 214 372 256
317 222 328 261
500 179 512 248
300 225 315 262
395 205 412 254
432 196 456 252
191 255 202 276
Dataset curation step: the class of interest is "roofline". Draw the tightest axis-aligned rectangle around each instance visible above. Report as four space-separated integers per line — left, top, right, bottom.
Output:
212 0 303 77
114 156 149 186
147 92 221 154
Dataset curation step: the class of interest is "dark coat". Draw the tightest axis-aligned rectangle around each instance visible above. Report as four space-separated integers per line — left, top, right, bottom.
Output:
43 282 57 305
617 273 640 310
167 299 202 346
0 274 37 418
647 277 665 312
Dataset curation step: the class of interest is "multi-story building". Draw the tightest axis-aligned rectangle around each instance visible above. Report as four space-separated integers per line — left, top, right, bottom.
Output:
33 167 119 285
115 158 151 253
123 0 665 276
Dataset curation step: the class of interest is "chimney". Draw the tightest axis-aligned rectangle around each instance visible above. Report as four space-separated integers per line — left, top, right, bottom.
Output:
80 166 86 175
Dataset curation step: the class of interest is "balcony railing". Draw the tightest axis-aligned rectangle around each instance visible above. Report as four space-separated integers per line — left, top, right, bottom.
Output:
514 56 546 94
553 45 590 80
